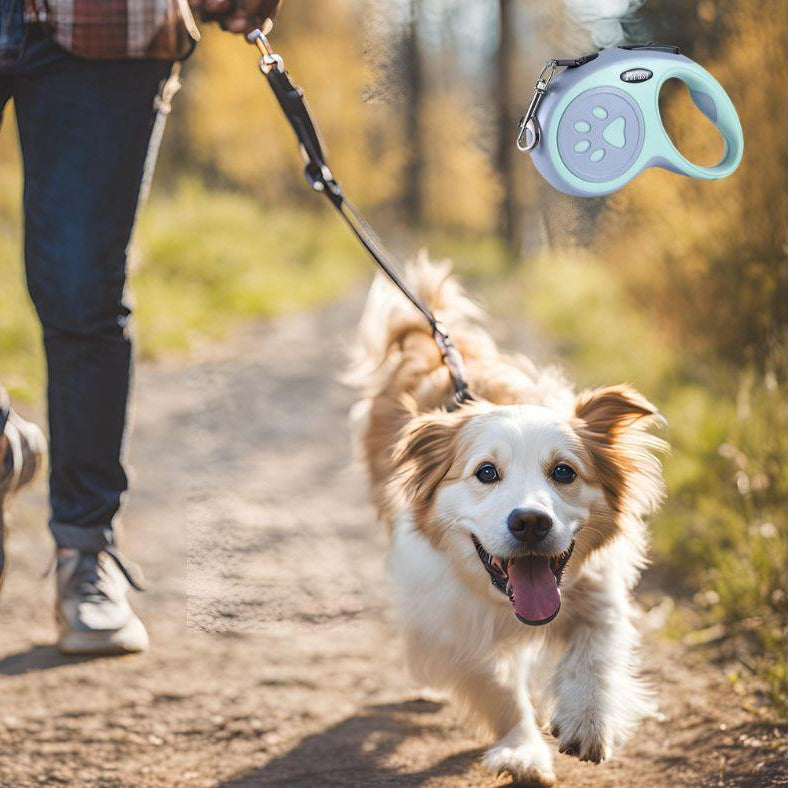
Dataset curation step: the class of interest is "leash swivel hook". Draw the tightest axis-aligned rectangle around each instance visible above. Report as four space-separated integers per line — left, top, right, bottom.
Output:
516 53 599 152
516 59 559 152
248 24 283 75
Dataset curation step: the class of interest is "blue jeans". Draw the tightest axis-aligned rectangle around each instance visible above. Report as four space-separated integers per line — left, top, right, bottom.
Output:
0 8 172 551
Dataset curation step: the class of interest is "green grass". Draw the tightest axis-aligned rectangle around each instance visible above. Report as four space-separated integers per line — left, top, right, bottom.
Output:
517 251 787 712
0 178 366 400
0 147 43 403
0 235 42 402
132 179 365 358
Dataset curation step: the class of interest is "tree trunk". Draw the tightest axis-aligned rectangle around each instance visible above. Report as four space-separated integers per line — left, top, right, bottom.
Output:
402 0 423 226
497 0 520 255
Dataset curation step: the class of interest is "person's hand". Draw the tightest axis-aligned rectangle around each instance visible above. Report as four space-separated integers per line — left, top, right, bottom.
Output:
194 0 282 34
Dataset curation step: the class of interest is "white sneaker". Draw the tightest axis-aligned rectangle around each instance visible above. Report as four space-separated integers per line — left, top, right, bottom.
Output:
56 549 149 655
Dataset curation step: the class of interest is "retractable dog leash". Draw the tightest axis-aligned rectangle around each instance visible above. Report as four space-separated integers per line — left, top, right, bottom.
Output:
516 43 744 196
246 27 474 406
243 28 743 396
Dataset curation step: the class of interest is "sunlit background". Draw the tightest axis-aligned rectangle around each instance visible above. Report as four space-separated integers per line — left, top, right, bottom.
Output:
0 0 784 710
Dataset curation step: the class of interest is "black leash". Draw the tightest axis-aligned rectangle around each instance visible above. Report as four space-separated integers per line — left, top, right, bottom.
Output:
247 28 474 407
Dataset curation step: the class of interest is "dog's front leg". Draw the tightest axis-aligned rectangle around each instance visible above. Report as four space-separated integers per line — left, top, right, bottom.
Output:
456 662 555 786
550 611 650 764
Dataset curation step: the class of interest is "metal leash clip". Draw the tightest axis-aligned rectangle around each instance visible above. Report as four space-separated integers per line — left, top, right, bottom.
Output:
516 53 599 152
516 59 560 153
248 21 283 75
432 323 470 404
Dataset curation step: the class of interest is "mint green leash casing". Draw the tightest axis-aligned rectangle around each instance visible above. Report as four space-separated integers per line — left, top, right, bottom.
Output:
519 46 744 197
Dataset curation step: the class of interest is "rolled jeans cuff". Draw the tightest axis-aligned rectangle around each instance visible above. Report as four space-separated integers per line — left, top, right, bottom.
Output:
49 521 115 552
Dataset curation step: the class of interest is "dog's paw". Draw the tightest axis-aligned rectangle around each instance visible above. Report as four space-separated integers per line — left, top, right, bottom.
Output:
550 719 612 764
482 740 556 786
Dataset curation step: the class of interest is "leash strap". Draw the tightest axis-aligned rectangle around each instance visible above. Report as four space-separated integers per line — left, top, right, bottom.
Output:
248 29 474 406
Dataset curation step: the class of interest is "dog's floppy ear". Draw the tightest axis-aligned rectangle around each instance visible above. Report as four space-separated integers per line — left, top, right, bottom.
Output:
573 385 667 515
392 408 469 517
574 385 661 439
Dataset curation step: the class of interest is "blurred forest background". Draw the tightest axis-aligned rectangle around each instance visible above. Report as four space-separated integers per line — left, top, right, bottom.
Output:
0 0 785 713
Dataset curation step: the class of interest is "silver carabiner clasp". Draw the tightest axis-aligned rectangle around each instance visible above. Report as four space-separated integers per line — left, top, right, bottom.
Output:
516 59 560 152
247 22 283 75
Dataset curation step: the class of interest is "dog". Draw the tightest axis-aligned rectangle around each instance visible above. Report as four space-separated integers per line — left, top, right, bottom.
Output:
347 258 667 785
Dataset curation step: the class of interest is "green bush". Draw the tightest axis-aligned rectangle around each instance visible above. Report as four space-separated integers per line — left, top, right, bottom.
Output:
132 179 365 357
520 251 786 710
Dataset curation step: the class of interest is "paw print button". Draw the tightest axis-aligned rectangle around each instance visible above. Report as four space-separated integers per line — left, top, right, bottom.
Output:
557 88 644 184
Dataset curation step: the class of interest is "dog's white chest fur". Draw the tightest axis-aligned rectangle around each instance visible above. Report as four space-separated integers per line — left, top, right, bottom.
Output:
348 261 665 783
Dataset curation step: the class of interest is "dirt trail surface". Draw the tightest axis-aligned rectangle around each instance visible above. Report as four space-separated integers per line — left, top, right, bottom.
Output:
0 296 785 787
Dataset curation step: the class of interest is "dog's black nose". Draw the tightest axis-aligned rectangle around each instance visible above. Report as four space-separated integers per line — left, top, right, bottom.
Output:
507 508 553 543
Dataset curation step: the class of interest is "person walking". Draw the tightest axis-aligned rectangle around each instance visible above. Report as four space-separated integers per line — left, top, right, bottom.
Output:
0 0 280 655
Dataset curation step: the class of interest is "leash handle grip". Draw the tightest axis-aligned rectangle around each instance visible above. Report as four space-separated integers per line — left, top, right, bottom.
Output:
657 63 744 180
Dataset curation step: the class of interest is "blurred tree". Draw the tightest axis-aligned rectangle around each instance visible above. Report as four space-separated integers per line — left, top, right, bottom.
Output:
402 0 424 225
595 0 787 372
625 0 730 57
179 0 404 209
496 0 520 253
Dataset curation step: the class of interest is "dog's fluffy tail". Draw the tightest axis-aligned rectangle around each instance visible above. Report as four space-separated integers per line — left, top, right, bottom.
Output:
345 254 494 522
344 253 494 400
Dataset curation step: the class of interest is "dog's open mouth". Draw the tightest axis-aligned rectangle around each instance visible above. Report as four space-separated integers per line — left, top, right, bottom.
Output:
472 536 574 626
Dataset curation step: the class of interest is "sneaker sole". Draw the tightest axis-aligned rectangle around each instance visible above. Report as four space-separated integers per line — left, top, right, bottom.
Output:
0 416 46 594
57 612 149 656
8 413 47 490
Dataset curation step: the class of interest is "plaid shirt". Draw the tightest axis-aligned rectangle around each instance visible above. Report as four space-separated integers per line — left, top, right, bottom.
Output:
23 0 199 59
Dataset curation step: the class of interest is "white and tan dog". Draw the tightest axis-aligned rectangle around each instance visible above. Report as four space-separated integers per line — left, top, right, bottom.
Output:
348 259 667 785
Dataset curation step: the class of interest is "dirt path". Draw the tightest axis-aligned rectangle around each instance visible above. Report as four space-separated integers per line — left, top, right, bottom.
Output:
0 296 784 787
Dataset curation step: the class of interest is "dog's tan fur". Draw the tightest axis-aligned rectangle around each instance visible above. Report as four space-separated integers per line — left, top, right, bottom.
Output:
347 258 667 783
350 259 663 558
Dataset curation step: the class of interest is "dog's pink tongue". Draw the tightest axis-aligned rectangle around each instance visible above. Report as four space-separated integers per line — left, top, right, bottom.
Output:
508 556 560 625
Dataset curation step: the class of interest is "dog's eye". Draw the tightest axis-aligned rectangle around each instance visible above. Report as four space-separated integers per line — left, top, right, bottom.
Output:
475 463 500 484
551 464 577 484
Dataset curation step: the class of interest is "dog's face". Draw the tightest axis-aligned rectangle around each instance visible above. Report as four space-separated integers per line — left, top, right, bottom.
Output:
393 386 665 626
